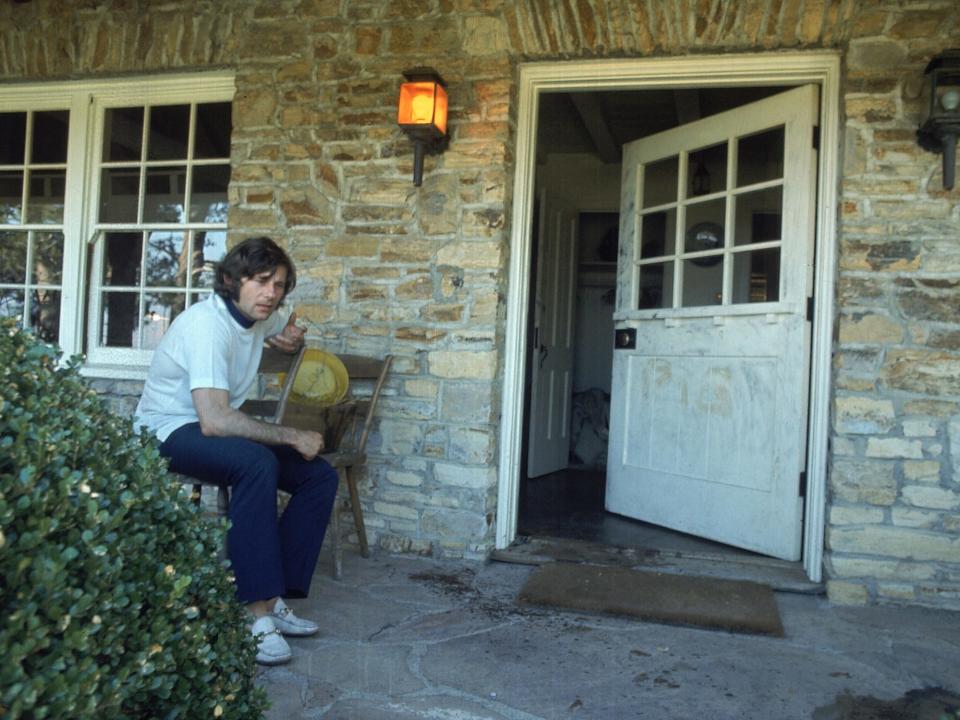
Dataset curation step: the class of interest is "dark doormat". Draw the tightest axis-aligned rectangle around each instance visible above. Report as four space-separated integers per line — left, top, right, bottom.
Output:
518 562 784 636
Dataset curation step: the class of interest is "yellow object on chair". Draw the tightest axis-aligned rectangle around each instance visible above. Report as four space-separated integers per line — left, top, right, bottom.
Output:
286 349 349 406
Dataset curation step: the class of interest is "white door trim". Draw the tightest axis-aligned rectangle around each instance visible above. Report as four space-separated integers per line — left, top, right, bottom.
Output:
496 51 841 583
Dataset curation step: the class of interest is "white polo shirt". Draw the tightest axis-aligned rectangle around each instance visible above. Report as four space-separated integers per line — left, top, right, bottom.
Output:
133 293 284 442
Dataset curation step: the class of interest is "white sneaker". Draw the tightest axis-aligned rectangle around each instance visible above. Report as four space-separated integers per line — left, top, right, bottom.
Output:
270 597 320 637
251 615 291 665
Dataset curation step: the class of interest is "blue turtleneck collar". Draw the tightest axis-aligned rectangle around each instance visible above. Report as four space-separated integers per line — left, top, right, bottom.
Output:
225 298 255 329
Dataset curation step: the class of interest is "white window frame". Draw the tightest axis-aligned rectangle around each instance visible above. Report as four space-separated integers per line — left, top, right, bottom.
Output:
0 71 235 378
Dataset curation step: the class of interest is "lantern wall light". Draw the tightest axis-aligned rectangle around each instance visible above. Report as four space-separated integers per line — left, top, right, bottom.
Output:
397 68 449 186
917 48 960 190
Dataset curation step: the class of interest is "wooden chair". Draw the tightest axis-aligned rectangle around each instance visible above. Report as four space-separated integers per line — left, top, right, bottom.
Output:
283 354 393 579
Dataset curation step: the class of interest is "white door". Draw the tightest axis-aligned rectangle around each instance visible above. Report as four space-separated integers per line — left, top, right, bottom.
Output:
527 190 577 478
605 85 818 561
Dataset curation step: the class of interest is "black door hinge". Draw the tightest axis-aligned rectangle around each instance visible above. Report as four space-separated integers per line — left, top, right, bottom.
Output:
799 471 807 497
812 126 820 151
806 296 814 322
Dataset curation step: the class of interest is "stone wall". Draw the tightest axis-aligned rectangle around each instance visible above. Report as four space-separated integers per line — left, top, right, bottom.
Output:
2 0 958 607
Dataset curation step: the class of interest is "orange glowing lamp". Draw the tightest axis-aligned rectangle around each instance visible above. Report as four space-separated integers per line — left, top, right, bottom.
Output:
397 68 449 186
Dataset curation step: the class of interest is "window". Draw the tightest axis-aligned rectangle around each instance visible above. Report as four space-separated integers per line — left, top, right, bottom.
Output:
0 73 234 373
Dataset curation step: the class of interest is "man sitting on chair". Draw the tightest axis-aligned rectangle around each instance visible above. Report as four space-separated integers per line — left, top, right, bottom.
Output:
134 236 338 665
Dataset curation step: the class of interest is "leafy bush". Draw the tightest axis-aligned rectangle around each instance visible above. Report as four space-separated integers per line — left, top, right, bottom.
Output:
0 320 267 719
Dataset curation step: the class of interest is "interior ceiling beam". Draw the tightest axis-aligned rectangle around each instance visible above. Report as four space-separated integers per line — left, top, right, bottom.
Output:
569 92 621 164
673 89 702 124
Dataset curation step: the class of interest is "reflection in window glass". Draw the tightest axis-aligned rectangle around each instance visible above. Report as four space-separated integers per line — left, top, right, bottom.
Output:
1 172 24 224
103 107 144 162
148 105 190 161
195 231 226 288
733 248 780 303
137 292 186 349
32 111 69 164
100 290 139 347
735 187 782 246
640 210 675 259
146 231 186 287
642 156 678 208
27 170 66 224
32 232 64 285
638 261 672 310
195 102 232 158
99 169 140 223
103 232 143 287
0 231 27 284
0 113 26 164
0 289 24 321
736 126 784 187
190 164 230 222
682 258 723 307
688 142 727 197
31 288 60 342
143 166 186 223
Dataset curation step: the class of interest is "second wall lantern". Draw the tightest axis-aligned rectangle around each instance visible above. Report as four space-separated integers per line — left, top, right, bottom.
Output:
397 68 449 186
917 49 960 190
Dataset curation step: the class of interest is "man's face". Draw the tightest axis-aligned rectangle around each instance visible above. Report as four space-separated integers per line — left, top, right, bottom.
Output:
233 266 288 321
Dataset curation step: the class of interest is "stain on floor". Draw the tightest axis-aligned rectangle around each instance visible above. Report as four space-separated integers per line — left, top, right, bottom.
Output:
813 687 960 720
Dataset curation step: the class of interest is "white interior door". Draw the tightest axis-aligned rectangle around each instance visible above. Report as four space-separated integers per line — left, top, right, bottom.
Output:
605 85 818 561
527 190 577 478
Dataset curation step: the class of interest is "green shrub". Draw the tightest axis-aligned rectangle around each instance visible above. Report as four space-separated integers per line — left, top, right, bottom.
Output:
0 320 267 719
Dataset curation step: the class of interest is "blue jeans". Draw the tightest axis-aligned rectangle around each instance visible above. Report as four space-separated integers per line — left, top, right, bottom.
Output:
161 423 338 603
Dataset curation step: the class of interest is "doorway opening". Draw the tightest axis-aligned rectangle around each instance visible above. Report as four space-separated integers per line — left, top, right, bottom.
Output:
497 53 842 583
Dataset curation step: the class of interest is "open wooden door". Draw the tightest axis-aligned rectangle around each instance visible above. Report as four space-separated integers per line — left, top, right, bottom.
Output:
605 85 818 560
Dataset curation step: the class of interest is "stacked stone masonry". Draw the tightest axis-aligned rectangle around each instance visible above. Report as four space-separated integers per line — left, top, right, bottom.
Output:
2 0 958 609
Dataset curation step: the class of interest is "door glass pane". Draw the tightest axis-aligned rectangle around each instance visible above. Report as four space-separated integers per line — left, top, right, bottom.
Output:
31 289 60 343
733 248 780 304
638 261 672 310
194 230 227 288
32 111 69 164
148 105 190 161
103 107 144 161
0 172 23 224
642 156 678 208
0 231 26 283
100 168 140 222
138 293 185 349
735 187 782 246
736 126 784 187
32 232 64 284
640 209 675 259
688 142 727 197
0 113 26 164
103 232 143 287
189 164 230 222
27 170 66 224
143 166 186 222
684 199 725 260
682 258 723 307
0 289 24 322
100 290 139 347
146 231 186 287
195 102 232 158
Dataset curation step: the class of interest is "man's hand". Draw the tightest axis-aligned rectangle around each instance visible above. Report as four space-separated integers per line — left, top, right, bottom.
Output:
291 429 325 460
267 312 306 353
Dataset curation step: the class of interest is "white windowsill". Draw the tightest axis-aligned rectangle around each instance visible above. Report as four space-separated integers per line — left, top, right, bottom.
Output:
80 364 149 382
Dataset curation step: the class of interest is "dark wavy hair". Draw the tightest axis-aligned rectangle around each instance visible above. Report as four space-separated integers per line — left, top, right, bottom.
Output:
213 237 297 302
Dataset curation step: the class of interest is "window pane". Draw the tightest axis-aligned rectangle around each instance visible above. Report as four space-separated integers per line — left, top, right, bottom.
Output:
103 107 144 161
639 261 672 310
688 142 726 197
103 232 143 288
733 248 780 304
189 164 230 223
642 156 678 208
100 290 139 347
640 209 675 259
0 289 24 323
685 199 725 259
31 288 60 343
682 258 723 307
0 113 26 164
148 105 190 161
143 166 186 223
736 126 784 187
32 111 69 164
0 230 27 283
195 102 232 158
146 231 186 287
27 170 66 224
194 230 226 288
100 168 140 222
32 232 64 285
138 293 187 349
0 172 24 224
735 187 782 246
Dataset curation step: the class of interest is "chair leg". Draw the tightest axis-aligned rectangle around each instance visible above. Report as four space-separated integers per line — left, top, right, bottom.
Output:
216 485 230 517
192 483 202 506
344 465 370 559
330 481 342 581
